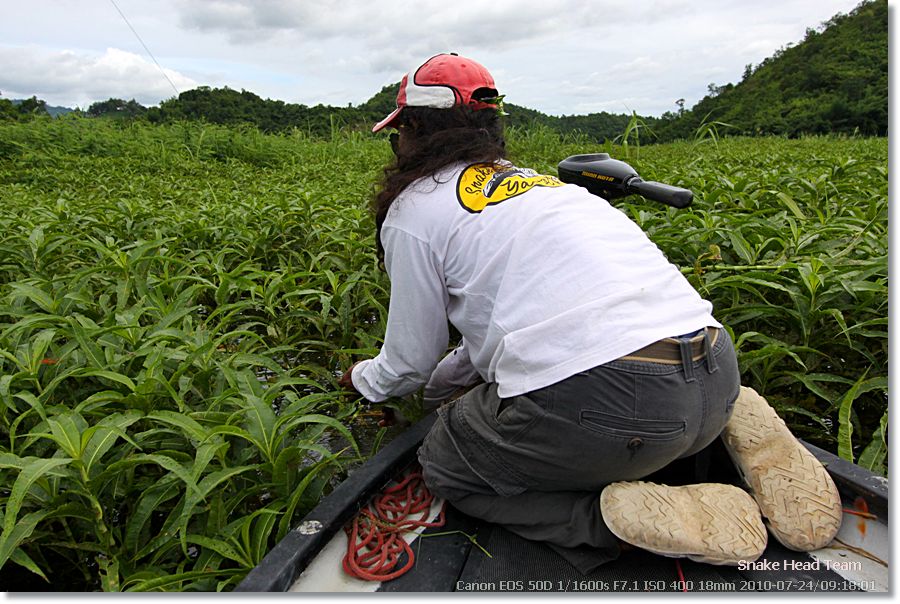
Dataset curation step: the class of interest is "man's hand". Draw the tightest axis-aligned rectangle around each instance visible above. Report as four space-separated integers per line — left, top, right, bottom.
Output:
378 407 397 428
423 345 481 412
339 362 404 427
338 361 362 394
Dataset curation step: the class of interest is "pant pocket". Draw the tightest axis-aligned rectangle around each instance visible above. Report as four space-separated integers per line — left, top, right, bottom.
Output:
419 402 530 499
579 409 686 440
494 389 554 445
577 410 689 482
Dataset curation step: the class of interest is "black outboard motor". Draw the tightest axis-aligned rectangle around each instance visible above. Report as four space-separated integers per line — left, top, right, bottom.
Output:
558 153 693 208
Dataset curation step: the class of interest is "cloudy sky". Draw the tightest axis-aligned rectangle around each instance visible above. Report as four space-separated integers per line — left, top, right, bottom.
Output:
1 0 873 117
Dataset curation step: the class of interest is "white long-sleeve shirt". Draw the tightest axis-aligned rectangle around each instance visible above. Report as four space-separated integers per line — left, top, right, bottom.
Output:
351 161 720 402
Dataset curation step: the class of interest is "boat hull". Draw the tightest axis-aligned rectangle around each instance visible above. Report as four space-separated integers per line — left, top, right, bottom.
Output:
237 415 888 593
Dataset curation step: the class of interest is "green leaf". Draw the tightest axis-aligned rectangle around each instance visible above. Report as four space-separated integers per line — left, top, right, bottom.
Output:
29 328 57 371
124 478 181 555
271 445 330 497
67 315 107 369
797 260 824 298
857 409 888 474
132 500 185 562
781 371 853 405
98 553 121 592
46 412 88 459
130 454 203 498
822 308 853 347
14 391 48 423
242 395 278 462
288 413 360 457
9 283 56 313
207 424 262 452
708 274 793 295
28 225 45 255
826 375 886 415
836 371 876 463
240 508 281 566
0 509 52 572
776 191 806 219
230 352 283 374
125 568 243 592
276 460 334 541
44 501 97 523
0 453 26 470
195 465 258 498
9 548 49 582
174 464 259 554
726 230 754 264
81 410 143 475
77 369 137 392
146 410 209 443
185 534 251 567
74 390 126 414
777 405 833 432
0 374 16 413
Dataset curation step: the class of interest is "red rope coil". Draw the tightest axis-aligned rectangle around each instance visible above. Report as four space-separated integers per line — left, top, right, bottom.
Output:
343 468 446 581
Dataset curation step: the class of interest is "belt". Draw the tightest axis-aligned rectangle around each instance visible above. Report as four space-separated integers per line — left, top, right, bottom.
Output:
618 327 720 365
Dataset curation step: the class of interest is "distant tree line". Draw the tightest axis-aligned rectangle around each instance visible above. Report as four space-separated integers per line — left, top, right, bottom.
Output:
5 0 886 142
502 102 640 143
0 96 51 121
86 98 148 119
142 87 386 137
117 84 660 143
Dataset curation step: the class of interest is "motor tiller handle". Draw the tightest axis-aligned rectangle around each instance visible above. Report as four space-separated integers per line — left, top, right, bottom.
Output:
627 179 693 209
556 153 694 209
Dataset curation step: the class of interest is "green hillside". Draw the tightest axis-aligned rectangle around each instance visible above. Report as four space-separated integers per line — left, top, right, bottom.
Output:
654 0 887 139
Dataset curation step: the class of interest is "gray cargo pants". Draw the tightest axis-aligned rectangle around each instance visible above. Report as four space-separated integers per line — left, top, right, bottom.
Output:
417 327 741 573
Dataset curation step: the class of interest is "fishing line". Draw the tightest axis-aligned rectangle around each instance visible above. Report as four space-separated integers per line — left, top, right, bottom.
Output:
108 0 180 96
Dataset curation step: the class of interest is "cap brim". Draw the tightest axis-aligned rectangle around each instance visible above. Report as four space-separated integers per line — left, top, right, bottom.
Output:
372 107 402 133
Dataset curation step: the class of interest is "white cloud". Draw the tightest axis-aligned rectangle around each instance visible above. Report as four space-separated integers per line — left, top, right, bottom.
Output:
0 0 868 115
171 0 678 74
0 46 197 108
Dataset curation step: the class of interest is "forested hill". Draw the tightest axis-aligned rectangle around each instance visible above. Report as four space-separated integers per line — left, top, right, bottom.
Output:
653 0 887 139
6 0 886 141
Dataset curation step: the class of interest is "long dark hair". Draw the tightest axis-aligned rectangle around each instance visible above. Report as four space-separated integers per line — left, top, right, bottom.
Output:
372 105 507 264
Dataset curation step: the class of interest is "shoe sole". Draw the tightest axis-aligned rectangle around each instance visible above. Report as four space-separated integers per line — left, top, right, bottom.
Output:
600 481 767 565
721 386 842 551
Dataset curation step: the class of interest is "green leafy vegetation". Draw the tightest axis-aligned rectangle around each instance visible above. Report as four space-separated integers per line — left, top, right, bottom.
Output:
0 118 392 591
0 114 886 591
602 135 888 473
0 97 54 122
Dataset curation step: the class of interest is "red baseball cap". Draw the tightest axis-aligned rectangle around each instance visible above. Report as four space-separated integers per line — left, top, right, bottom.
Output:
372 53 499 133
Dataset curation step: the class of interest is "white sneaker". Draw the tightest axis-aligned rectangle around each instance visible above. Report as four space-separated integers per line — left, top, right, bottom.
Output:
721 386 842 551
600 481 767 565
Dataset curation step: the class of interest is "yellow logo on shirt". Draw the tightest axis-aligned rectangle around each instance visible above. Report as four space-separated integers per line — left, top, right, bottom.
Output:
456 163 564 213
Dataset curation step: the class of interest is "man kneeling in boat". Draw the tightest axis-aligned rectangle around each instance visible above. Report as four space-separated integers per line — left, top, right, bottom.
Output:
339 53 842 572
